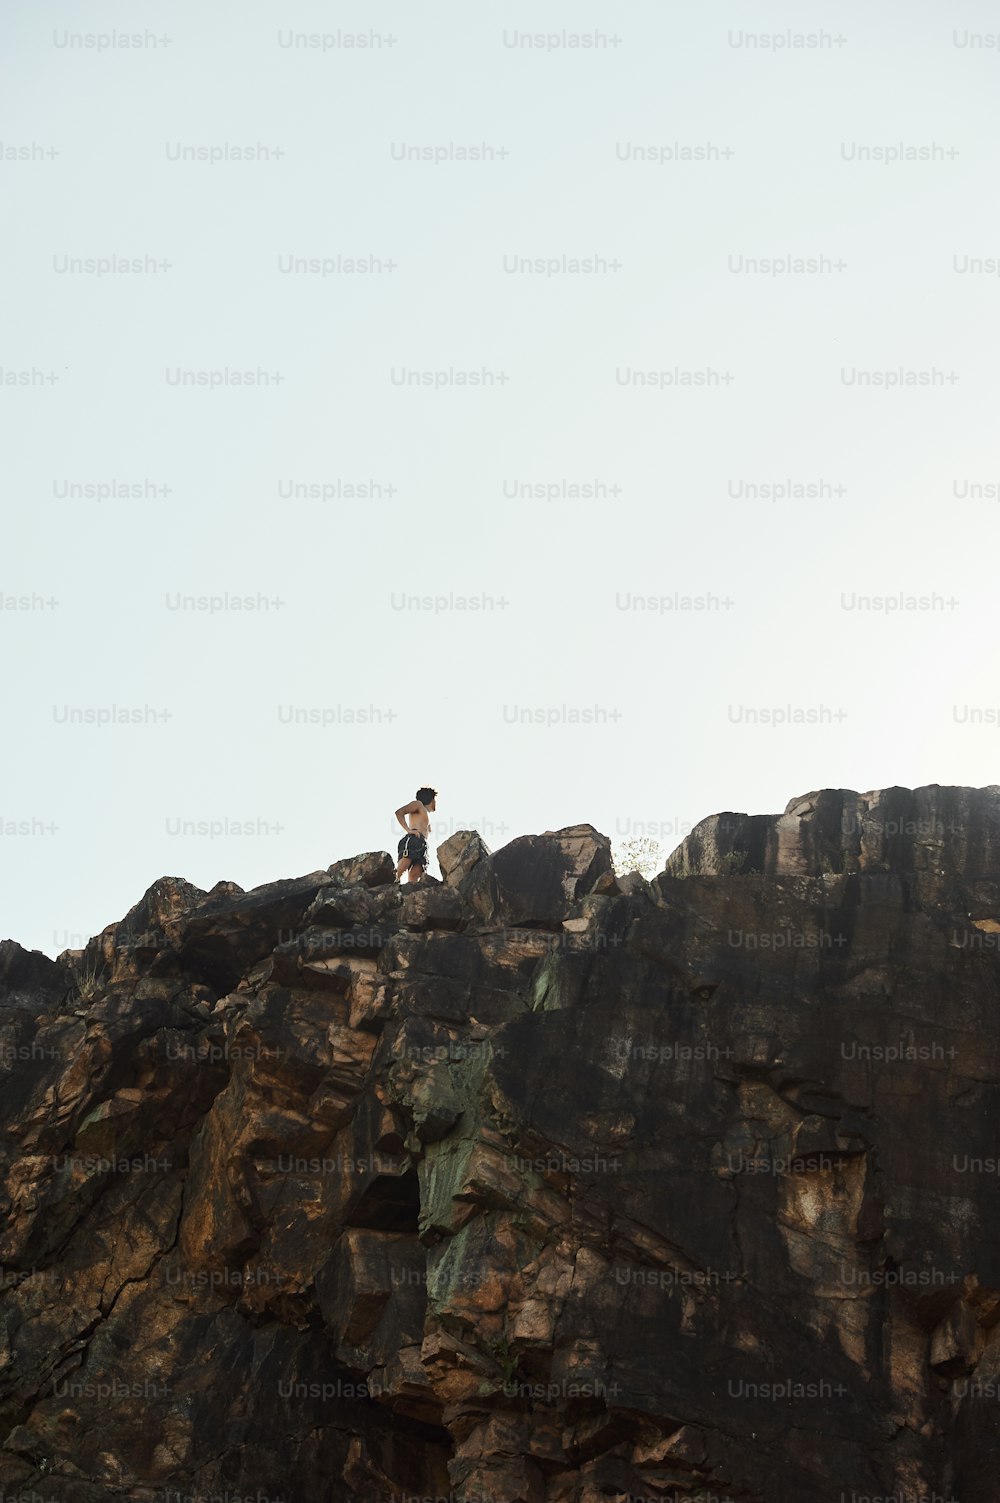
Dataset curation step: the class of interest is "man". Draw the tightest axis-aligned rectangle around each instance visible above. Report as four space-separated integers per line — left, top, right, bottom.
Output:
394 786 438 883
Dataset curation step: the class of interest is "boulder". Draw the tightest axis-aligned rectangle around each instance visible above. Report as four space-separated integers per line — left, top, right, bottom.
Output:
327 851 396 888
489 824 614 926
438 829 491 886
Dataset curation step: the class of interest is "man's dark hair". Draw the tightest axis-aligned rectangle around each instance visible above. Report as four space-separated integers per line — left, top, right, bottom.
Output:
416 787 438 805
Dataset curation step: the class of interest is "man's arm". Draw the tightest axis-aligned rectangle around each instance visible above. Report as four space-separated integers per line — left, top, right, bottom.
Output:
395 800 420 832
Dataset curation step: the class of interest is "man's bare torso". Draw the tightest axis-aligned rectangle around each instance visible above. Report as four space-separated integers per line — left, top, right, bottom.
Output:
405 803 431 836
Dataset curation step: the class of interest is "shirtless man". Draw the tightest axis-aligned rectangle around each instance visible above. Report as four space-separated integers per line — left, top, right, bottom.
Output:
394 786 438 882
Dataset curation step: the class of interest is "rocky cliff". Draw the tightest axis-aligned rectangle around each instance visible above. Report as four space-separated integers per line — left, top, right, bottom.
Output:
3 789 1000 1502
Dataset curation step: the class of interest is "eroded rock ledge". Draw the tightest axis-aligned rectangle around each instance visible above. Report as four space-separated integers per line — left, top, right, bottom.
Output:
2 791 1000 1501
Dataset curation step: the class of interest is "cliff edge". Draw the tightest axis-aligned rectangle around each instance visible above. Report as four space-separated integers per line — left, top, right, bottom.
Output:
2 791 1000 1500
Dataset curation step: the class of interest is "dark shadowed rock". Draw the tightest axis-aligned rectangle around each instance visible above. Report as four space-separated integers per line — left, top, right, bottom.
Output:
665 783 1000 892
400 883 465 931
0 940 68 1013
162 870 333 992
487 823 613 928
3 790 1000 1500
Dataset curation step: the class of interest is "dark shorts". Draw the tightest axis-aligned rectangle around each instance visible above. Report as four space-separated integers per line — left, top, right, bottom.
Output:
397 833 428 867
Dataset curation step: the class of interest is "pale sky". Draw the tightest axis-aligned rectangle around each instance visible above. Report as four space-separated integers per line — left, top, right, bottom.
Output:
4 0 1000 956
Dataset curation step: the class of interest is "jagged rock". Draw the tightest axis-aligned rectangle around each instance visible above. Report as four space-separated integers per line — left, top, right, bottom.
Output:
315 1226 427 1377
0 940 68 1013
163 870 334 992
400 883 465 931
930 1298 981 1375
303 882 381 931
616 869 652 898
438 829 491 886
488 824 613 927
438 829 496 925
4 793 1000 1499
327 850 396 888
665 782 1000 891
441 823 614 930
105 873 209 948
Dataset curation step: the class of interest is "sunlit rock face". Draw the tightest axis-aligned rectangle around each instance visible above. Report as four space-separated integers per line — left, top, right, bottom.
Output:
2 798 1000 1501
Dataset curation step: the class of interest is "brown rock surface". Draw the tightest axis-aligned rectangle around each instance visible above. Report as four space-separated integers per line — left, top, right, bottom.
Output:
1 796 1000 1499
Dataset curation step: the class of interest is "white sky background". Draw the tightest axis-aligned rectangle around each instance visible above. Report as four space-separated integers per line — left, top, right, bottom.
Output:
4 0 1000 956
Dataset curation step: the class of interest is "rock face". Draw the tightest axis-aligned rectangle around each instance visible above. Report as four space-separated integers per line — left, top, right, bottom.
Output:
665 782 1000 889
3 798 1000 1500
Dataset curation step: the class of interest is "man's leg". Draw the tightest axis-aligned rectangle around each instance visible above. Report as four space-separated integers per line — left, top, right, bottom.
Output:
395 857 411 881
408 863 424 883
